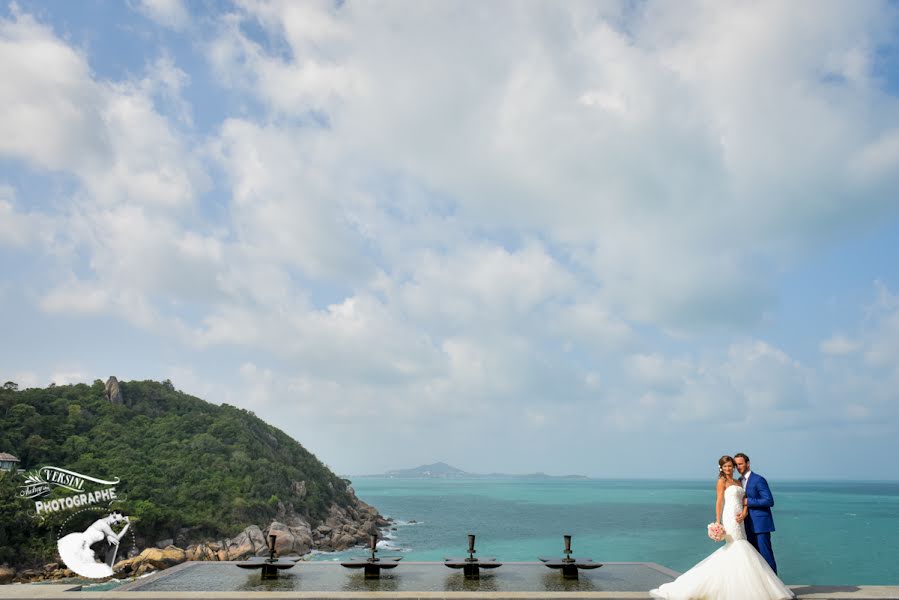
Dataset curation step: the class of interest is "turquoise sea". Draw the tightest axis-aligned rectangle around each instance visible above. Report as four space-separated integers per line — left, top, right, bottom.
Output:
317 478 899 585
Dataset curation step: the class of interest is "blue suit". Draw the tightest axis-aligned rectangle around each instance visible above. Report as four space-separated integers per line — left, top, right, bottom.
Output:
743 472 777 574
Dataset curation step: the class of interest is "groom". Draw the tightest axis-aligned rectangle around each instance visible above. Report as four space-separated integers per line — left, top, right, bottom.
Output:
734 452 778 574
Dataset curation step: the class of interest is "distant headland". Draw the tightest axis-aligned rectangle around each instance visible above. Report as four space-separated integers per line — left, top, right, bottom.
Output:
358 461 590 480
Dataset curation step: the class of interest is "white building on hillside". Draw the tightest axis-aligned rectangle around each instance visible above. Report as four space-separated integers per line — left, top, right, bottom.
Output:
0 453 20 472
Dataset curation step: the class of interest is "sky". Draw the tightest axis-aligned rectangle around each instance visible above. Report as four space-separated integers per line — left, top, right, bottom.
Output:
2 0 899 480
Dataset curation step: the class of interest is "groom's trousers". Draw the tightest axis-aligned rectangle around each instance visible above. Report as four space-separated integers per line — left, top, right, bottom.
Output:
748 531 777 574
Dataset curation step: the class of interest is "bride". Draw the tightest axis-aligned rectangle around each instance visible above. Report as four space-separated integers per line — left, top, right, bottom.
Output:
650 455 794 600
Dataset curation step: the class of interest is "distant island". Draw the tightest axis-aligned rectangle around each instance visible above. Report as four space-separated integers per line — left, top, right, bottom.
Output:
359 461 590 480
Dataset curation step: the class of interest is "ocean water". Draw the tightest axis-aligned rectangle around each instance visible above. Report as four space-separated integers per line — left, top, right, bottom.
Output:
314 478 899 585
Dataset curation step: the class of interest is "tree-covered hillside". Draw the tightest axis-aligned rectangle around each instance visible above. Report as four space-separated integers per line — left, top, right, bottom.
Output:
0 379 356 567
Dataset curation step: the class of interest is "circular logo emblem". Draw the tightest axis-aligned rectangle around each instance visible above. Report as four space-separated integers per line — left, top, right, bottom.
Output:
57 509 135 579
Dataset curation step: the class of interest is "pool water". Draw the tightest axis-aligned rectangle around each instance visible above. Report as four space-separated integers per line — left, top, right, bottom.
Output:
122 561 676 593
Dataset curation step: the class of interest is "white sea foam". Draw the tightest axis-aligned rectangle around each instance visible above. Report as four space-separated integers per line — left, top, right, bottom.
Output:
376 538 411 553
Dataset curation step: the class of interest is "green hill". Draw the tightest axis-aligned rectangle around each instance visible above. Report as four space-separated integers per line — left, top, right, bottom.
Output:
0 379 374 568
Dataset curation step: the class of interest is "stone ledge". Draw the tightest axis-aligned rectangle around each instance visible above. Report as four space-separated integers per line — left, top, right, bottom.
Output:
2 587 899 599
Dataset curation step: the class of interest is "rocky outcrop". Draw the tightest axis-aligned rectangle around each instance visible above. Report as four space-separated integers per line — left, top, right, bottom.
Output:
268 521 313 556
113 546 186 578
311 487 390 552
3 562 75 584
3 492 391 584
184 518 313 561
226 524 268 559
178 490 390 562
0 566 15 584
113 496 380 577
105 376 124 405
291 480 307 499
0 484 392 584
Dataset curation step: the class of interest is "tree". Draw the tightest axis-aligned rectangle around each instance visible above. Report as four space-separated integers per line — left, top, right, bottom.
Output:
2 381 18 392
0 379 359 569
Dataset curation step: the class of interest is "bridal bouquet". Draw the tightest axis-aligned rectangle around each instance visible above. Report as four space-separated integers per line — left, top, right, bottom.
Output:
707 522 726 542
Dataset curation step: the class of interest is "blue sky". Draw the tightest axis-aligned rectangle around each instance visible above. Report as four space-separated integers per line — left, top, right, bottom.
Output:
2 0 899 480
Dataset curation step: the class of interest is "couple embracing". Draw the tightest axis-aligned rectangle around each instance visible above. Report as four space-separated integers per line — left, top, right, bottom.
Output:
650 453 795 600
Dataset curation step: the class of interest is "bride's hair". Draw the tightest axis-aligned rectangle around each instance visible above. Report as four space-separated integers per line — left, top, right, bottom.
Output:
718 455 734 479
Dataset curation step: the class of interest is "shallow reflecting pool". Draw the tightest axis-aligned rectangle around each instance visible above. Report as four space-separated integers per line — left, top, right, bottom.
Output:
123 561 676 592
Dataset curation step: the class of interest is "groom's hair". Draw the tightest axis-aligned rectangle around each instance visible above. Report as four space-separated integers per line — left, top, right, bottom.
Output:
734 452 750 463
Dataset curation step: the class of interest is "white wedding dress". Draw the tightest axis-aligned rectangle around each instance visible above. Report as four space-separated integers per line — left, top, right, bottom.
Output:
650 485 794 600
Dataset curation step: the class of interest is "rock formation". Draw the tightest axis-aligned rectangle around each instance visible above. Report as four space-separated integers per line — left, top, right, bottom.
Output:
105 376 124 405
311 487 389 551
5 491 393 583
114 546 187 578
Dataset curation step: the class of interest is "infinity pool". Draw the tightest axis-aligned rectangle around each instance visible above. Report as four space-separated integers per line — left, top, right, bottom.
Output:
119 561 677 593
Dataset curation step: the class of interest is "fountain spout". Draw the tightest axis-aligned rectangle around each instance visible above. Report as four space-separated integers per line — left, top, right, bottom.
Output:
340 530 402 579
538 534 602 580
444 533 502 580
235 534 297 580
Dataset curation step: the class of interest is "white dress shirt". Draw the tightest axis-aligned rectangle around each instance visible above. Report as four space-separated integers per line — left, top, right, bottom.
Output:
742 470 752 489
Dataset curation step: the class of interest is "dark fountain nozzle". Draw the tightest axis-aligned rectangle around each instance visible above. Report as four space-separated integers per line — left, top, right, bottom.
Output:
445 532 501 580
369 533 379 561
539 533 601 580
236 533 296 580
340 531 400 579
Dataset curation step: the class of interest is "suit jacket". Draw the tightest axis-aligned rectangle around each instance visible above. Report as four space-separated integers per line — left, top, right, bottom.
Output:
744 472 775 534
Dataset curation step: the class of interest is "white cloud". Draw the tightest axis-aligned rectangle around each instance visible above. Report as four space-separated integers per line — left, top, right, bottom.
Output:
393 242 575 331
851 129 899 180
140 54 194 126
625 353 692 393
86 82 204 209
212 119 371 282
207 1 360 115
135 0 190 31
50 371 87 386
2 3 899 478
0 11 205 211
71 205 225 301
0 12 220 349
192 293 446 385
0 11 105 171
820 334 860 356
40 280 111 315
860 284 899 371
6 372 39 389
722 341 811 414
203 1 899 335
0 187 52 247
238 362 275 408
549 298 634 354
786 283 899 435
595 340 813 430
